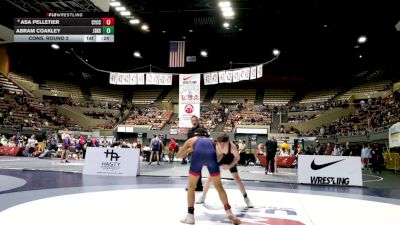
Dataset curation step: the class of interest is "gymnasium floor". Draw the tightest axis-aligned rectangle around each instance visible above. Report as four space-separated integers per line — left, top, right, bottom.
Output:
1 156 400 225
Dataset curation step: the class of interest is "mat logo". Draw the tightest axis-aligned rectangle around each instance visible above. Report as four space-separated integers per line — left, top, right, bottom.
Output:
240 207 305 225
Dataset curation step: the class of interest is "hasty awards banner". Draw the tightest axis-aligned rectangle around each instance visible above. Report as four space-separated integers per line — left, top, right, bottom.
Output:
179 74 201 128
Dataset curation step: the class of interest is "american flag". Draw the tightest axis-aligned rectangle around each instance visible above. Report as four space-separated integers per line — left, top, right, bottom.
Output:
169 41 185 67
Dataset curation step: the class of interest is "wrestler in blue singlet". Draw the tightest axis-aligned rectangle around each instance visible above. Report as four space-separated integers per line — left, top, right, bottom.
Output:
189 137 220 177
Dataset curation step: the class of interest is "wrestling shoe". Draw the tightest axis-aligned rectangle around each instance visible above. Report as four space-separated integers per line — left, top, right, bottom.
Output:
180 213 195 224
227 213 241 225
244 197 254 208
196 195 205 204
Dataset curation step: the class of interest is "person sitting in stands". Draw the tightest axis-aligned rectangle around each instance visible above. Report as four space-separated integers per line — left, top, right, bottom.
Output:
33 143 43 157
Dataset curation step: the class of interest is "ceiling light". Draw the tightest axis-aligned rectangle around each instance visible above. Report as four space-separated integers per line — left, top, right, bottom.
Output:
162 30 166 33
221 6 233 12
223 22 230 28
218 1 231 8
141 24 149 31
189 29 193 33
133 51 141 58
222 11 235 18
120 11 131 16
272 49 280 56
200 50 208 57
115 6 126 11
51 43 59 50
110 1 121 7
359 55 363 58
358 35 367 44
129 19 140 24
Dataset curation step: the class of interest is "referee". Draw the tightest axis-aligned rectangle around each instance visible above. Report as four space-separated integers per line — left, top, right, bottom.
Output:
186 115 204 191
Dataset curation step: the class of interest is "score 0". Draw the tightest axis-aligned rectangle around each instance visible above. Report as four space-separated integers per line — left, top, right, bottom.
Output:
102 17 115 26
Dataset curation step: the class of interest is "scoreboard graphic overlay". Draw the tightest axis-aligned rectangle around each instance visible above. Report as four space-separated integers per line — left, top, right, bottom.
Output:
14 13 114 43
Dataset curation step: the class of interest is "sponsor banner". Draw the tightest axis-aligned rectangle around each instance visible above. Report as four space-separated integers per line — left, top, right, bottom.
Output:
83 147 140 176
298 155 363 186
250 66 257 80
179 74 201 128
389 122 400 148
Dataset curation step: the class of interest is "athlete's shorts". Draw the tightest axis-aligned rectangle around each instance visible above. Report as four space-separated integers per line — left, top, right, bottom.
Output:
189 147 220 177
228 166 238 173
152 148 159 152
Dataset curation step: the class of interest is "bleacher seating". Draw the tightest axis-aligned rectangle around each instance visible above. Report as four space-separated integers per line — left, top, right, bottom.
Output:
90 86 123 103
46 80 84 100
224 110 272 132
8 72 34 84
124 108 172 130
336 80 391 101
213 89 256 104
300 89 340 104
132 89 163 104
0 74 23 95
263 89 295 106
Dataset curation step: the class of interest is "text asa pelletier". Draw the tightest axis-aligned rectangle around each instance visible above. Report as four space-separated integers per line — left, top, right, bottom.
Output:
18 19 60 25
15 28 61 34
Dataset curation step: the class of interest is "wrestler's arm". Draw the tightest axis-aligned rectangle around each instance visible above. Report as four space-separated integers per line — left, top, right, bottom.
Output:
176 137 196 158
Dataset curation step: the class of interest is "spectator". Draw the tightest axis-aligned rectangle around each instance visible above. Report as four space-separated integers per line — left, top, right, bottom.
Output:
325 143 334 155
168 138 178 163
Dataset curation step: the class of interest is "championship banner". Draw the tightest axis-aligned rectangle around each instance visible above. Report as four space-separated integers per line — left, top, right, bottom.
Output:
232 70 240 82
152 73 160 85
203 73 211 85
211 72 219 84
298 155 362 186
137 73 145 85
225 70 233 83
146 73 153 85
123 73 130 85
244 68 250 80
129 73 138 85
117 73 123 85
83 147 140 176
219 71 226 83
257 64 263 78
165 74 173 85
109 72 117 84
179 74 201 128
250 67 257 80
159 74 166 85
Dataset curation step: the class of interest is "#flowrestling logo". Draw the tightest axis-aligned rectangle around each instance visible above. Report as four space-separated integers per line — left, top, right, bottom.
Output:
101 149 121 170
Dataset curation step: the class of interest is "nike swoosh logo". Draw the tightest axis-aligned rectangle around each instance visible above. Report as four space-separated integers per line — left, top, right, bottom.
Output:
310 159 345 170
183 76 193 80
